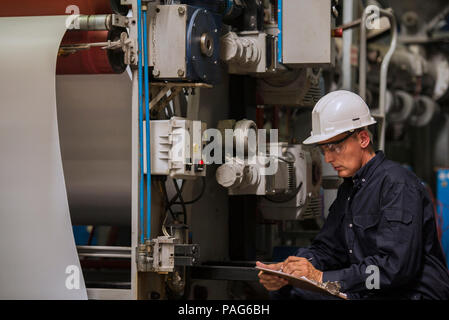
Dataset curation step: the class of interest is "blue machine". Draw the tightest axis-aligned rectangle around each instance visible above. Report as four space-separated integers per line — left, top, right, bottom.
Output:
181 0 227 81
437 168 449 267
185 6 222 84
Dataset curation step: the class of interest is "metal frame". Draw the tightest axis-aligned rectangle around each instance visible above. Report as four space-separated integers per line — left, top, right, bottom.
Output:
359 7 397 152
79 1 212 300
87 288 132 300
77 246 132 259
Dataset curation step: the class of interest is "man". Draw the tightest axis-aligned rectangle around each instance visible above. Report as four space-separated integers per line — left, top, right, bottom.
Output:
257 90 449 299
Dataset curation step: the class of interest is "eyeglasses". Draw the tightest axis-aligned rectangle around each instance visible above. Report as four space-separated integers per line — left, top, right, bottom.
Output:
316 131 356 155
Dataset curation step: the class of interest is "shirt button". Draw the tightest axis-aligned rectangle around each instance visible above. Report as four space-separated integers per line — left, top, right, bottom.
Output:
349 249 353 254
362 178 366 182
347 197 351 201
349 224 353 228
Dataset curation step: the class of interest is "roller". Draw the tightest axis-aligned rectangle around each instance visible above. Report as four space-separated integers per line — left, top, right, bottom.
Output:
388 90 414 123
0 0 129 17
233 119 258 158
1 0 129 74
409 95 439 127
57 28 127 74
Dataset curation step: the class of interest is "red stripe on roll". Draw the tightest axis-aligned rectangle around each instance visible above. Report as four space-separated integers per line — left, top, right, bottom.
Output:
57 31 115 74
0 0 113 17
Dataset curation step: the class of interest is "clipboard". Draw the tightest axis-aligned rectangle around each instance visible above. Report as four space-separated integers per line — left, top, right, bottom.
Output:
256 266 348 300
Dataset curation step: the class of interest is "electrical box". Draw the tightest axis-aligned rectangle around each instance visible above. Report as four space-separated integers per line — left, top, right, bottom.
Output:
145 117 207 179
280 0 333 67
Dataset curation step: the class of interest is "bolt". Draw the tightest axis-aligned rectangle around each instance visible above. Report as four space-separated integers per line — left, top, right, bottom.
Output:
178 69 185 77
178 6 186 15
153 69 160 77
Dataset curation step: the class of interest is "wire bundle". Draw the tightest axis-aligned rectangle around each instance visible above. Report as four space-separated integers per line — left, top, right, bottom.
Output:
161 177 207 236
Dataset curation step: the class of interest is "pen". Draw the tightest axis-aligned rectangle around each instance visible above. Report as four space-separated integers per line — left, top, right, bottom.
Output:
279 257 313 272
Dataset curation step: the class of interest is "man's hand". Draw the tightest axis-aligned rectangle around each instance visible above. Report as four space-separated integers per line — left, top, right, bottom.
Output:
256 261 288 291
282 256 323 283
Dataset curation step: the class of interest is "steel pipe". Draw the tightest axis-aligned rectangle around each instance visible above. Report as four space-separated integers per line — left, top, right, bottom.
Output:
359 7 397 151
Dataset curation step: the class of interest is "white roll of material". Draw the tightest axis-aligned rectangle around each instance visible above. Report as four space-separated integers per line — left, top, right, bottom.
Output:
56 73 132 226
0 16 87 299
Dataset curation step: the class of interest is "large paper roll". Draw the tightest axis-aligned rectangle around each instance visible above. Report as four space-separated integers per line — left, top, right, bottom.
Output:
56 73 132 226
0 16 87 299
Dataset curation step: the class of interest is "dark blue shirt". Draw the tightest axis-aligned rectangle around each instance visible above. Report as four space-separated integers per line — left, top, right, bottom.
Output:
284 151 449 299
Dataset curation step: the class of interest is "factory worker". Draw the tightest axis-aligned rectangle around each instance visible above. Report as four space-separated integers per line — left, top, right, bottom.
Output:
257 90 449 300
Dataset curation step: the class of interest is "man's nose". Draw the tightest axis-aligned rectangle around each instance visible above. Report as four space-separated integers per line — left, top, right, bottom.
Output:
324 150 334 163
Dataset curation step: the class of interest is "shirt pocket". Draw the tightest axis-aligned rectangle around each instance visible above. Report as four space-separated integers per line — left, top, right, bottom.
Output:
383 209 413 243
352 214 381 246
353 214 381 230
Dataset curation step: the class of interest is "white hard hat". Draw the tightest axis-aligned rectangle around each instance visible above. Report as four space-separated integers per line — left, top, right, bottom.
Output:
303 90 376 145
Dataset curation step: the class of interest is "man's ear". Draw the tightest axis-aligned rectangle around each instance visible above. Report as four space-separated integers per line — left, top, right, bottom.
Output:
358 130 371 149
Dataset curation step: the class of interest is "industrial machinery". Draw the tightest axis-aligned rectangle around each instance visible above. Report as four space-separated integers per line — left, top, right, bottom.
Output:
0 0 339 300
215 120 322 220
5 0 449 301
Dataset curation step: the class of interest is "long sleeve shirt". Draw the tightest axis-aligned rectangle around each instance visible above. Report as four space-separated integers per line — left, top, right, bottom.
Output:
278 151 449 299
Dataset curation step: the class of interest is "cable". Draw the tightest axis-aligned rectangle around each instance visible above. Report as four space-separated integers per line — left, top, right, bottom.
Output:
161 177 206 234
160 178 178 237
143 7 151 241
137 0 144 244
173 177 206 205
162 214 170 237
173 179 187 225
161 179 177 221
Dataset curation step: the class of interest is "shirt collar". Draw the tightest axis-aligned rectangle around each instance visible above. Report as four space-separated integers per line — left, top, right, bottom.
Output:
352 151 385 183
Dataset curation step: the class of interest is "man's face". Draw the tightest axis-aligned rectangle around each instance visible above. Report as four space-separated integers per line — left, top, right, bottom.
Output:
318 132 365 178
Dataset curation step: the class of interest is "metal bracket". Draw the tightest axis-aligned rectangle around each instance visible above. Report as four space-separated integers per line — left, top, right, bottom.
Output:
136 236 200 273
174 244 200 266
111 14 128 28
149 83 213 113
120 32 137 65
58 31 137 66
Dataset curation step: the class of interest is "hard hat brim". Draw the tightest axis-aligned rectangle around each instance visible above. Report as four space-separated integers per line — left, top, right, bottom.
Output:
302 131 348 145
302 119 377 145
